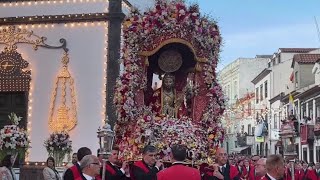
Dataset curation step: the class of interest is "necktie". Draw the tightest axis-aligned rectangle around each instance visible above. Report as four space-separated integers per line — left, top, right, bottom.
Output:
221 166 225 174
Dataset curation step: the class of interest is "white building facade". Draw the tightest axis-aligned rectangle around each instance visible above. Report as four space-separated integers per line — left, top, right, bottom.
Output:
219 57 269 153
252 68 273 156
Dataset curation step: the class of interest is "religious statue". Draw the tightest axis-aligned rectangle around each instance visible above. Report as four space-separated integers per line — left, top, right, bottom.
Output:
150 73 186 118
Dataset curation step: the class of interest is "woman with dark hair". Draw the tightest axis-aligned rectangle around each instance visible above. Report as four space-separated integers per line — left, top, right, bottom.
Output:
0 154 16 180
43 157 61 180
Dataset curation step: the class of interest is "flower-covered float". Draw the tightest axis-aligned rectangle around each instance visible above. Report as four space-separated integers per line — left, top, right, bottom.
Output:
114 0 226 163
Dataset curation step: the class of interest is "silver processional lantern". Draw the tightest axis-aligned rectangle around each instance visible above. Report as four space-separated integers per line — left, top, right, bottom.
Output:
97 118 115 180
97 120 115 156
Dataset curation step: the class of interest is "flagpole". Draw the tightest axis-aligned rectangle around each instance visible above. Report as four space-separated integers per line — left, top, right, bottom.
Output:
314 16 320 48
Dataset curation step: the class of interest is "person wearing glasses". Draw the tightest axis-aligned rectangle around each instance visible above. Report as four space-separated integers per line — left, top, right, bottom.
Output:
130 145 163 180
76 155 101 180
63 147 92 180
203 148 240 180
255 158 266 180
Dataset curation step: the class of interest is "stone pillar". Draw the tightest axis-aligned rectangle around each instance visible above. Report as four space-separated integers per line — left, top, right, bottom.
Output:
106 0 125 126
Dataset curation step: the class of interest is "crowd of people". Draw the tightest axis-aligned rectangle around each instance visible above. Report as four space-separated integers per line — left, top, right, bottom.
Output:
46 145 320 180
226 154 320 180
0 145 320 180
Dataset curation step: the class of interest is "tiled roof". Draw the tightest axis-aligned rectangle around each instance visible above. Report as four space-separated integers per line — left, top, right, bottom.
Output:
291 54 320 67
294 54 320 63
279 48 318 53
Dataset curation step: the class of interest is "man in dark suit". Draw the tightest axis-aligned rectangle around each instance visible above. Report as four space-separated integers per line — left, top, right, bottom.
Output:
63 147 92 180
203 147 240 180
101 147 130 180
130 145 163 180
157 144 201 180
261 154 285 180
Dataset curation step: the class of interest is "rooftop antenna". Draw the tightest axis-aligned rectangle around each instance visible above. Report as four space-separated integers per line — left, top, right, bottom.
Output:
314 16 320 48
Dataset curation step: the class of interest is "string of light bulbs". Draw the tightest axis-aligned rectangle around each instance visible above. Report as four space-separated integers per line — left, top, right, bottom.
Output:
0 0 131 10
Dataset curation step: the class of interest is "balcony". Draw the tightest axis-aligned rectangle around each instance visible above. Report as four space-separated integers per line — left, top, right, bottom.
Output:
236 133 254 147
300 124 314 145
237 135 246 147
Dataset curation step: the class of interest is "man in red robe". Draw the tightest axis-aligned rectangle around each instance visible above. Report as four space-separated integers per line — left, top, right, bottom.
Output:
241 159 255 180
284 161 296 180
203 147 240 180
157 144 201 180
297 162 318 180
100 147 130 180
130 145 163 180
63 147 92 180
310 162 320 180
260 155 285 180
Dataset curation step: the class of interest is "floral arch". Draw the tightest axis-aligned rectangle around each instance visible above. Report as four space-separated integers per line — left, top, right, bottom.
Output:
114 0 226 162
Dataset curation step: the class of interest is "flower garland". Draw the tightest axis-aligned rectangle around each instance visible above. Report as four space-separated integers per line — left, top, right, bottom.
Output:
114 0 226 161
117 115 208 161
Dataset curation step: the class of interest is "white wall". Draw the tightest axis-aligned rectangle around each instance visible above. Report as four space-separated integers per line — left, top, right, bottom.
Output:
0 23 107 162
239 58 268 98
270 52 296 98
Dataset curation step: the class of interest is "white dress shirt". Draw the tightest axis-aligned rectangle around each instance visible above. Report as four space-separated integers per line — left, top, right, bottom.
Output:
82 173 94 180
219 164 227 173
267 173 277 180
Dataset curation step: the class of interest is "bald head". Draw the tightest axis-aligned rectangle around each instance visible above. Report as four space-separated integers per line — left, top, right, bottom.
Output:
216 148 228 166
216 147 226 154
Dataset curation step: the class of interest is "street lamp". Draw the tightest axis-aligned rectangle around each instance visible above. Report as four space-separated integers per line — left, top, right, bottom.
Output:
97 119 115 180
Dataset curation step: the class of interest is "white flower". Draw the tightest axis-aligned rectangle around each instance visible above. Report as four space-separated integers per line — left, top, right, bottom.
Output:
179 9 185 15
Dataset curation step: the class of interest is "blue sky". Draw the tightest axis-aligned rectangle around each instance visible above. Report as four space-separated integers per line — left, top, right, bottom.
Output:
191 0 320 70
